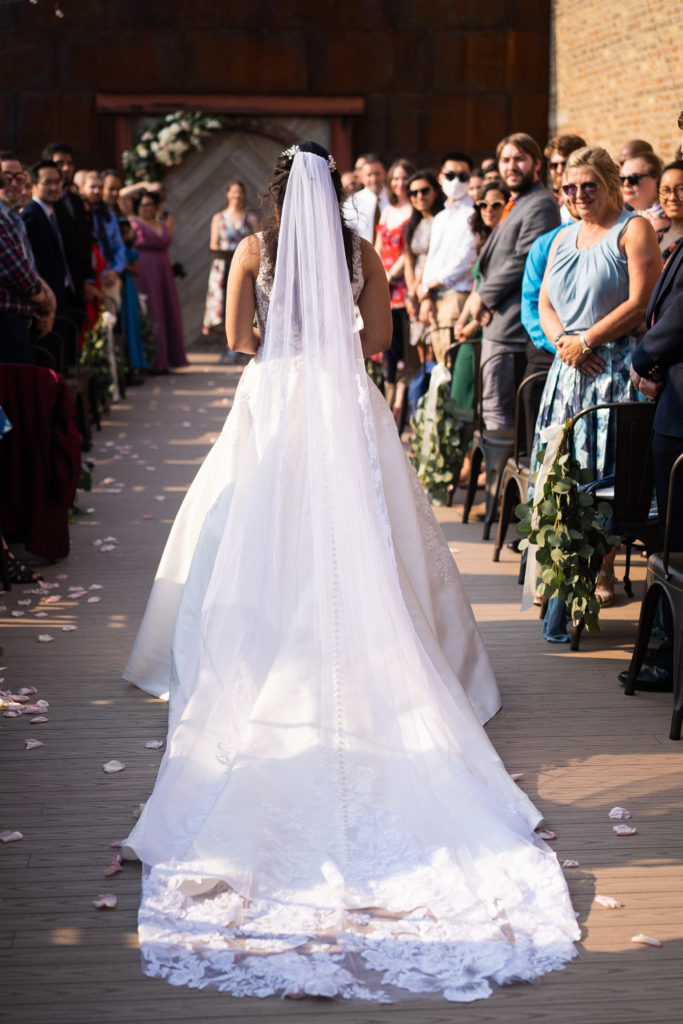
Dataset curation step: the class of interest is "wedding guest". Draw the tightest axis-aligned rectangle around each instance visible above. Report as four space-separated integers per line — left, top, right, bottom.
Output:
375 159 415 419
417 151 477 361
344 153 388 242
620 151 669 240
202 180 258 338
481 159 499 183
535 146 661 618
467 168 484 202
0 153 36 270
102 169 123 216
118 218 146 374
0 193 55 363
341 169 361 194
544 134 586 223
130 190 188 372
618 138 654 165
468 132 560 430
80 171 126 290
658 160 683 260
404 169 445 359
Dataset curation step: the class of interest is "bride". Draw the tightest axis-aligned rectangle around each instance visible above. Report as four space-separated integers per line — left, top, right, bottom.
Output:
122 143 579 1002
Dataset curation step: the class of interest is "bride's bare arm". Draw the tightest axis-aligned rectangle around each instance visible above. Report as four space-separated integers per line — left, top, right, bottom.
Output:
225 236 261 354
357 239 393 358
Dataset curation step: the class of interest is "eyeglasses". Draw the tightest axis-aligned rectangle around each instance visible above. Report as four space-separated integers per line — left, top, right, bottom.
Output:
475 199 505 209
409 187 432 198
549 160 566 171
561 182 600 199
659 184 683 201
619 172 655 187
1 172 26 184
443 171 470 183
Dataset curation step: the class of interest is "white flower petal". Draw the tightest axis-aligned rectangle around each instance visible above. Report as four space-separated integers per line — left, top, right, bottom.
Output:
608 806 632 820
102 760 126 773
631 934 661 947
0 830 23 843
92 894 117 909
594 894 623 909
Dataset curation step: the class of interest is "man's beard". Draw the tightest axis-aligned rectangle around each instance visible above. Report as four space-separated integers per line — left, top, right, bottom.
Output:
505 167 536 194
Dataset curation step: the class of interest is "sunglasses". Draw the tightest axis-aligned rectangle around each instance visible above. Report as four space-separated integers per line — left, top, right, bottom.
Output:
619 172 654 187
475 199 505 209
409 187 432 198
2 172 27 183
658 184 683 201
443 170 470 182
549 160 566 171
561 182 600 199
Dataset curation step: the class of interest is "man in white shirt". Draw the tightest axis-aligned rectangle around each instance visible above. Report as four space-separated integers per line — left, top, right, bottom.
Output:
417 151 477 360
343 153 389 242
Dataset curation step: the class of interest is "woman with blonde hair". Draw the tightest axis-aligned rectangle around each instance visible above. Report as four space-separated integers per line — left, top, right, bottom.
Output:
533 145 661 617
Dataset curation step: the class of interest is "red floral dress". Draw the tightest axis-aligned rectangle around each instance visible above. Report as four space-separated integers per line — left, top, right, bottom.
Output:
375 222 408 309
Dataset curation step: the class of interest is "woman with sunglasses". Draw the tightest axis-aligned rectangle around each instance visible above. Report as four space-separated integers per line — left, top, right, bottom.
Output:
533 146 661 617
620 151 669 241
657 160 683 261
403 170 445 359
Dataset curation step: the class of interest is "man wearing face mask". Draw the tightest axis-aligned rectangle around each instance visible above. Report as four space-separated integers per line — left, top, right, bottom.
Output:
417 152 477 361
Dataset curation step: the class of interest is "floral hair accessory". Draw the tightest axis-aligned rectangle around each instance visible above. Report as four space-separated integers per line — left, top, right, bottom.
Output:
281 144 336 172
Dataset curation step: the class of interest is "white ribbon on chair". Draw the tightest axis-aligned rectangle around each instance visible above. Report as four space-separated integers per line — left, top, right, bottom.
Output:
521 423 564 612
419 362 451 475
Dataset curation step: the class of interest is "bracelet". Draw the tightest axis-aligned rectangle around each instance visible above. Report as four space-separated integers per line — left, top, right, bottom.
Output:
577 332 591 356
553 331 565 346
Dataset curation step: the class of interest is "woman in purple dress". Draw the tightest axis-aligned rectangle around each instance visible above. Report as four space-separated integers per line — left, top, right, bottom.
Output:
130 191 188 371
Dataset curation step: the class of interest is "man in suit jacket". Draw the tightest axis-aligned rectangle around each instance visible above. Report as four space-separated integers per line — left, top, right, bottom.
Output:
22 161 79 368
468 133 560 430
622 237 683 691
42 142 96 319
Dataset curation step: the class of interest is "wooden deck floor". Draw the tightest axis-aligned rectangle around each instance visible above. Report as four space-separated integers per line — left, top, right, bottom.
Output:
2 352 682 1024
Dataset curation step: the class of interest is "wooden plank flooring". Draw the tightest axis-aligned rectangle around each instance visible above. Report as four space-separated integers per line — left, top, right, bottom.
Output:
1 352 682 1024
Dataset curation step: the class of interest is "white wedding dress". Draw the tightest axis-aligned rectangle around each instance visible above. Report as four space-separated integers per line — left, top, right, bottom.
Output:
123 153 579 1002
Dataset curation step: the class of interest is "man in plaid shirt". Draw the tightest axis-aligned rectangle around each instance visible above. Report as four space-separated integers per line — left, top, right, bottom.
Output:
0 183 55 363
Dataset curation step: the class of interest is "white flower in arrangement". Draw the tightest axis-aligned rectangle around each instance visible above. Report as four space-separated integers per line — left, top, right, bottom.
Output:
150 140 160 153
179 120 191 132
141 131 153 141
136 145 149 158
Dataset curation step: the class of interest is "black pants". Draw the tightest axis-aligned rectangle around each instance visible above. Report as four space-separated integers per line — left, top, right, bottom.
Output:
522 341 553 457
0 313 34 364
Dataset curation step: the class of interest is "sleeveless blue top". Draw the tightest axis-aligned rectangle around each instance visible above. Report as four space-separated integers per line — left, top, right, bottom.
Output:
545 208 635 337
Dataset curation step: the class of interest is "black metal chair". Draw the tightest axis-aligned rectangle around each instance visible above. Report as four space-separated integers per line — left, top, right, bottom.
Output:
492 370 549 562
623 454 683 740
442 337 481 507
461 351 517 538
572 401 658 598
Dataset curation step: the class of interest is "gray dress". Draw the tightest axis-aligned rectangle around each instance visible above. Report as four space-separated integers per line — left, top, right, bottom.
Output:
532 208 642 479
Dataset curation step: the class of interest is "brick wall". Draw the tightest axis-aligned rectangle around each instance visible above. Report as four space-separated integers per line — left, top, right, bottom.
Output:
550 0 683 164
1 0 551 169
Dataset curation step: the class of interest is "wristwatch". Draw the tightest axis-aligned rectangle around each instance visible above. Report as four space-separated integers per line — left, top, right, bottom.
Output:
577 332 591 356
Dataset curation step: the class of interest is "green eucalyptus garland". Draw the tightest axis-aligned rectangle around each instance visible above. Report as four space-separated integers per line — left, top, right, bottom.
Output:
516 420 621 633
80 317 114 412
409 379 465 506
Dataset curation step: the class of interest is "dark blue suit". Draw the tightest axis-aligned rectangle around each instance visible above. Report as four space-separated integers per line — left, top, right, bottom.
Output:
632 237 683 550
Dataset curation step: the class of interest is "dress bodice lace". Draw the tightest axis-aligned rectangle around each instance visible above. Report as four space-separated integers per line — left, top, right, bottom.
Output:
254 231 364 338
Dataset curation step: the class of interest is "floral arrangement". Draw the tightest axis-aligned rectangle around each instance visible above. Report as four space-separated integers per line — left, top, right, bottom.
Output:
122 111 235 183
516 420 620 633
80 315 114 410
409 381 465 506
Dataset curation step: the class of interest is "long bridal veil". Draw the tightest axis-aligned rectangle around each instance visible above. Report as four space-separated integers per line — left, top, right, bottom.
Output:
126 151 579 1000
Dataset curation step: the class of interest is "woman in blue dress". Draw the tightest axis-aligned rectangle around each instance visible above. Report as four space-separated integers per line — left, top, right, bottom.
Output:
534 146 661 612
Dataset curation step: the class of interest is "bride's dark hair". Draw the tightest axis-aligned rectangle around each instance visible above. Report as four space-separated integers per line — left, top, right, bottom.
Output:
262 140 355 279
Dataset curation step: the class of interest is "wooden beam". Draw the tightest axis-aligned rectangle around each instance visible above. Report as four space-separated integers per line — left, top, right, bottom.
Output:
96 94 365 117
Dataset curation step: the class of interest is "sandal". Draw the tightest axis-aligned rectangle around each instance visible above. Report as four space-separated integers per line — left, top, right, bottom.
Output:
595 573 614 607
5 550 43 584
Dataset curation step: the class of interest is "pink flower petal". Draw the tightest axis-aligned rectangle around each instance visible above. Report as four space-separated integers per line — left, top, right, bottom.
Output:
101 477 115 485
56 574 68 579
11 611 25 617
89 584 103 590
3 710 20 718
594 894 623 909
0 830 23 842
92 894 117 909
92 539 103 547
510 772 525 782
110 839 123 848
61 625 77 632
154 495 165 501
536 828 557 841
144 739 164 749
631 934 661 947
143 514 153 520
17 599 31 606
562 859 580 868
35 699 49 708
102 760 125 773
613 824 637 836
10 693 29 703
19 687 38 696
103 854 123 877
34 612 48 618
99 545 116 553
43 595 61 605
608 806 632 820
87 596 101 604
30 716 48 724
24 738 44 750
36 634 54 643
